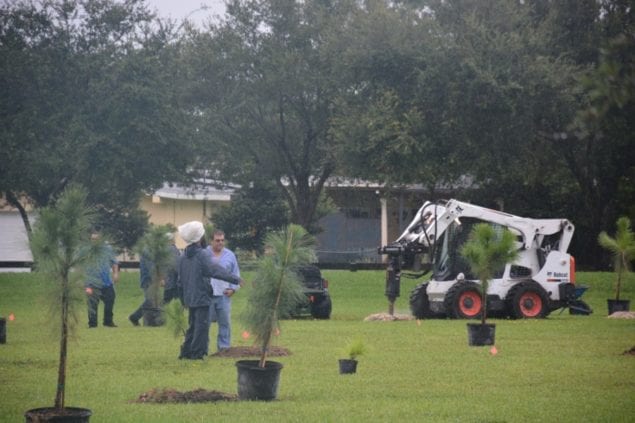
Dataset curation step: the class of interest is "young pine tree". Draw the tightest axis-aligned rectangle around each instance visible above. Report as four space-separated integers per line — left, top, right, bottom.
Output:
460 224 519 325
242 224 316 367
30 185 105 411
598 217 635 301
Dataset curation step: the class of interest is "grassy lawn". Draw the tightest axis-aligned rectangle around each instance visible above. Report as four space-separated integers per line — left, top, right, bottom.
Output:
0 270 633 422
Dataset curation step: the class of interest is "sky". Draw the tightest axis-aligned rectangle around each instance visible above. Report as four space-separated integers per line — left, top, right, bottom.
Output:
144 0 227 26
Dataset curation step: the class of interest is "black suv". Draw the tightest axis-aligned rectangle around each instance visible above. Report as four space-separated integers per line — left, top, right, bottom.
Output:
291 265 332 319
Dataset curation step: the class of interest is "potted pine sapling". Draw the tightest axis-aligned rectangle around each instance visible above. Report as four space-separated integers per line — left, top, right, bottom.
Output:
237 224 316 400
460 224 518 346
130 225 175 326
598 216 635 315
25 185 105 422
338 338 366 374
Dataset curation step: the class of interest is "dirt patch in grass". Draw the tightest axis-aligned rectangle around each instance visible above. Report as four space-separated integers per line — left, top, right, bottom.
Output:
608 311 635 319
623 346 635 356
211 345 291 358
133 347 291 403
134 388 238 403
364 312 414 321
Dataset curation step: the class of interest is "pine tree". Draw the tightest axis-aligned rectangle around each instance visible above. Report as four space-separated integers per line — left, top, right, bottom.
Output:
598 217 635 301
30 185 104 410
242 224 316 367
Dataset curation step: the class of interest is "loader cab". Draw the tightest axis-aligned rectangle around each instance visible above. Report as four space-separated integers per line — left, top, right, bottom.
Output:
432 218 506 281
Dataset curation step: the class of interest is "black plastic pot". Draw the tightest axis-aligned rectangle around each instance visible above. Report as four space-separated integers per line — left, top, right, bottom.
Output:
338 359 358 374
236 360 283 401
467 323 496 346
142 307 164 326
0 317 6 344
607 299 630 315
25 407 92 422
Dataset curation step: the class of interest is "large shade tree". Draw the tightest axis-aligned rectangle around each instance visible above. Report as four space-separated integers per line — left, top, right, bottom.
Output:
0 0 195 249
335 0 587 205
333 0 631 266
567 8 635 266
182 0 360 232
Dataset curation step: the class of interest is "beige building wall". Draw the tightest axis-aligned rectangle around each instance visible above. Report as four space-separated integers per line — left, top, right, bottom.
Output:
140 195 228 249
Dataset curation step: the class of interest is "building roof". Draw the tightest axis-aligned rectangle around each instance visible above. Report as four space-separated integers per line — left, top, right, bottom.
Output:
152 180 238 201
0 212 33 271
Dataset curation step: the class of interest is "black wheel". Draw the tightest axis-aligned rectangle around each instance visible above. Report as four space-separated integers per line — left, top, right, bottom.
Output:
507 281 549 319
310 296 332 319
443 281 483 319
409 283 433 318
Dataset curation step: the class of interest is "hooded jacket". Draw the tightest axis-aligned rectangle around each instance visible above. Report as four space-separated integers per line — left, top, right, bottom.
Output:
178 243 241 308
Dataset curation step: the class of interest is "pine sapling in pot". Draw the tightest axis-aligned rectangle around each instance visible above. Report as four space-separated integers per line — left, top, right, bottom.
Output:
460 223 518 345
25 185 105 421
132 225 176 326
339 338 366 374
237 224 315 400
243 224 315 366
598 216 635 314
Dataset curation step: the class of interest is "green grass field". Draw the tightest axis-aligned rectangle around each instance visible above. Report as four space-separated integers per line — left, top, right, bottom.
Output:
1 270 633 422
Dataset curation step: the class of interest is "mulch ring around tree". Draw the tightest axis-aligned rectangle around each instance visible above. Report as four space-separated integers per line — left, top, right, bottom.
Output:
623 346 635 356
134 388 238 403
608 311 635 319
364 312 414 321
134 346 292 403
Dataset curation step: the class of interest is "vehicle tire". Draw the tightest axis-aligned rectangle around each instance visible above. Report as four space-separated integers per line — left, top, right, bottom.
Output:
444 281 482 319
507 281 549 319
310 296 332 319
409 283 433 319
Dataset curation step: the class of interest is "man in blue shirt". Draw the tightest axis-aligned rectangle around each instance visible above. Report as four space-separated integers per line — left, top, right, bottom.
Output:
85 231 119 328
208 229 240 354
177 221 243 360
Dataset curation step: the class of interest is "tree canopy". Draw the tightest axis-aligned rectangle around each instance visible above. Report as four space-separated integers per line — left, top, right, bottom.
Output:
181 0 358 231
2 0 632 268
1 0 195 248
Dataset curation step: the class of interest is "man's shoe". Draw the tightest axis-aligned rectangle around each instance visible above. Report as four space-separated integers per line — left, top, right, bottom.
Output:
88 324 97 329
103 322 117 327
129 315 140 326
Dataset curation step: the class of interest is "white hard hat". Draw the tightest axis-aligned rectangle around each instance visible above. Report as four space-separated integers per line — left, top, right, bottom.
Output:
178 221 205 245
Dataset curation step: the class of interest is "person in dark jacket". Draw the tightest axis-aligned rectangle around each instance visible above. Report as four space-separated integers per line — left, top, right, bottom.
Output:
177 221 243 360
128 249 157 326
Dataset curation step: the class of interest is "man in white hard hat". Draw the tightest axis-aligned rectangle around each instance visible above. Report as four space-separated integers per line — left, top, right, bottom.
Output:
177 221 243 360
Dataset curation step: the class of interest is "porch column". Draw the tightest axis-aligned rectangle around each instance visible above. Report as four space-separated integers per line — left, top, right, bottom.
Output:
380 197 388 263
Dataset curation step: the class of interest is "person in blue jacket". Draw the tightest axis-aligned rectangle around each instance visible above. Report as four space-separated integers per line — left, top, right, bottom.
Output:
177 221 243 360
85 231 119 328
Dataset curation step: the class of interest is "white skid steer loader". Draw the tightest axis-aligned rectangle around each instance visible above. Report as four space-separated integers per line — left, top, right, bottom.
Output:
379 199 592 319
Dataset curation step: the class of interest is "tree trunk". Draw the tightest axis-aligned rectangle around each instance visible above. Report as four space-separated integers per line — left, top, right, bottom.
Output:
6 190 32 236
55 288 69 410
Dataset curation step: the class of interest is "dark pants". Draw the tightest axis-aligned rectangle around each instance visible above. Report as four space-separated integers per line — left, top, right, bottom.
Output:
129 286 151 322
87 285 116 327
179 306 210 359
